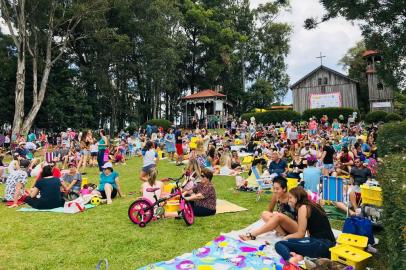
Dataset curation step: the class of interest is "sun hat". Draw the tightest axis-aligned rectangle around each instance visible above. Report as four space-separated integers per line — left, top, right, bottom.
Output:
101 162 113 169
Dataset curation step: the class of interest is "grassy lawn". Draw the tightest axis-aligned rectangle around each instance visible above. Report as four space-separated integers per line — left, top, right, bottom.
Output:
0 157 275 270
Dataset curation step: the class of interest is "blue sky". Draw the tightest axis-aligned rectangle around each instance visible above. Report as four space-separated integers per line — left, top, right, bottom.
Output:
251 0 363 104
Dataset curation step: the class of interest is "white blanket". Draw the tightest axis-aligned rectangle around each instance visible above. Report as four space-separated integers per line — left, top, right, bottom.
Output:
222 219 379 246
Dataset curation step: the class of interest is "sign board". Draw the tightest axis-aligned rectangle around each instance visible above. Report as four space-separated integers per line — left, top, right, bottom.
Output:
310 92 342 109
372 101 391 108
214 100 223 111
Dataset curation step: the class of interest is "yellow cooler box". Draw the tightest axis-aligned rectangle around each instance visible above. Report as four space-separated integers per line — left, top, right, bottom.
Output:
360 184 382 206
164 200 180 213
337 233 368 250
81 177 89 188
330 245 372 270
287 178 298 191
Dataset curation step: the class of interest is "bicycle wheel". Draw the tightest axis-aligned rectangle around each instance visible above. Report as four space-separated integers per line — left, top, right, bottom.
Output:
182 200 194 226
128 199 154 226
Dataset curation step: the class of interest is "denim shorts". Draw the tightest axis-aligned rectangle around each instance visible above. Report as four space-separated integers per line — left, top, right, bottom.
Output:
142 164 156 173
323 163 334 170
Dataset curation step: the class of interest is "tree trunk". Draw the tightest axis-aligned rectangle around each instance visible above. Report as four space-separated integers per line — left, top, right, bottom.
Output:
12 43 26 136
20 62 52 135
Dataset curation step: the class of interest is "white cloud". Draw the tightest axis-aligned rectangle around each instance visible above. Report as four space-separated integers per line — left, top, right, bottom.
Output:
250 0 363 104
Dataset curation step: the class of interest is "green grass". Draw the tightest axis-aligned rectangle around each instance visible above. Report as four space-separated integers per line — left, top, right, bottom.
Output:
0 157 271 270
0 157 371 270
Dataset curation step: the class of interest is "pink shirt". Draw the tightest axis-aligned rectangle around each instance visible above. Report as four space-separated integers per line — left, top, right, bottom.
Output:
309 121 318 130
142 181 163 203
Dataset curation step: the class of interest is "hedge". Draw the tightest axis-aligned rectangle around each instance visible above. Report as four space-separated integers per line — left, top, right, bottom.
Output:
385 112 403 122
241 110 301 124
365 111 388 123
301 107 359 122
376 121 406 269
376 120 406 156
145 119 173 130
377 154 406 269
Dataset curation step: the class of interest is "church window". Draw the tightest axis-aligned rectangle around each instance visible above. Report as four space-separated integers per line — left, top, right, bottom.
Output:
318 78 322 85
377 82 383 90
324 77 328 85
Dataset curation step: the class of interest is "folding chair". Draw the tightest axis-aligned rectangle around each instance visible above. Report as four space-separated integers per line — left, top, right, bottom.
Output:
251 166 273 201
321 176 349 216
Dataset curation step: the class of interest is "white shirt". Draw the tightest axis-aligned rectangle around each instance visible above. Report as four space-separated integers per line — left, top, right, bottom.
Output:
143 149 157 167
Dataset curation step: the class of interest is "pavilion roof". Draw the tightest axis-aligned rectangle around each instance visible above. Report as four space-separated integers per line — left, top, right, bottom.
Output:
362 50 379 57
182 89 226 100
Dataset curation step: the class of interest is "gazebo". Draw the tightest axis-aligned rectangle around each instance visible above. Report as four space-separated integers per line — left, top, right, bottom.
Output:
181 89 233 128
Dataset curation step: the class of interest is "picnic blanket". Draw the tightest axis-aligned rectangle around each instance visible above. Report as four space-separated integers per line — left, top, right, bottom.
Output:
216 200 247 215
17 204 95 213
139 235 284 270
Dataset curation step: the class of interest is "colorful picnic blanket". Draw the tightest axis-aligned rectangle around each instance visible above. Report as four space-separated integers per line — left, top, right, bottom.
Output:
139 235 283 270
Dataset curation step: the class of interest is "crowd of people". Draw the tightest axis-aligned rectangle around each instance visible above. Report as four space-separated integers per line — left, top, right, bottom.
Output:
0 113 381 265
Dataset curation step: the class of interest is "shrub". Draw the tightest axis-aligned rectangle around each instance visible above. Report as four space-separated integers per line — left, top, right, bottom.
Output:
241 110 301 124
365 110 388 123
376 120 406 156
145 119 172 130
377 154 406 270
301 107 358 122
385 112 403 122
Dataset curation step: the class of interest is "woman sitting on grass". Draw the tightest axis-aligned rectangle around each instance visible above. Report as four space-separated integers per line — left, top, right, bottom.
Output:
96 162 123 204
5 161 28 208
183 168 217 217
25 165 65 209
275 187 336 265
240 176 298 240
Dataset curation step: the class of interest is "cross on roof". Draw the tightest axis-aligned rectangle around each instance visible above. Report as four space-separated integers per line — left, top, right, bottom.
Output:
316 52 326 66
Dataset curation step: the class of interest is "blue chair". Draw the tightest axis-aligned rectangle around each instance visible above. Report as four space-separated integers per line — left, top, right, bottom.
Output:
251 166 273 201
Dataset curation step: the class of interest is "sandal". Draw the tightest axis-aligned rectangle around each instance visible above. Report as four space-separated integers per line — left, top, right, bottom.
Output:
239 232 256 241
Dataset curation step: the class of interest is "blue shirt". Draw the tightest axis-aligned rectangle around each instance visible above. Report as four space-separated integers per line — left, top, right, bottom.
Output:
303 167 322 193
362 143 371 152
99 171 118 191
268 159 287 175
341 136 349 147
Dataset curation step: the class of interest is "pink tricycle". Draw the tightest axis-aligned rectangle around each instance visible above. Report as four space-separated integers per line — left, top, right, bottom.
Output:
127 174 194 227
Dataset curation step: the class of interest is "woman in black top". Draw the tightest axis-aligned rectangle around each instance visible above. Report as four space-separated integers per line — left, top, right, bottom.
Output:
275 187 335 265
25 165 64 209
287 153 306 179
240 177 298 241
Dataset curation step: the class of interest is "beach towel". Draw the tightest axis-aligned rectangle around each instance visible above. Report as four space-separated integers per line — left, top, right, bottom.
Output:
17 204 95 213
216 199 247 214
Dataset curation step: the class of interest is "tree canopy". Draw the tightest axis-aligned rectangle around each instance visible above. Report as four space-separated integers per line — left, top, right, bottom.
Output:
0 0 292 133
305 0 406 91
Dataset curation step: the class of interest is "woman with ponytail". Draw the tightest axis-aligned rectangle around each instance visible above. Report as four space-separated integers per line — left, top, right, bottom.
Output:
275 187 335 264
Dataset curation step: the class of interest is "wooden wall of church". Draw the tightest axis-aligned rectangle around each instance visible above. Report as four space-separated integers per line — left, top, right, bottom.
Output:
292 69 358 114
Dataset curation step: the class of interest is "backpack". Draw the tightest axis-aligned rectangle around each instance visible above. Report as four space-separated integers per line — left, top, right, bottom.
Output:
343 216 375 245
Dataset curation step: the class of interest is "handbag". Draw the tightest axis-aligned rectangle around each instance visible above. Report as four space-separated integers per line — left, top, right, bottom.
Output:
103 149 109 162
342 216 375 245
63 197 85 214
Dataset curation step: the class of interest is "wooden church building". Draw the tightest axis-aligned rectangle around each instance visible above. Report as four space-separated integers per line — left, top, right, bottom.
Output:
291 65 358 114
